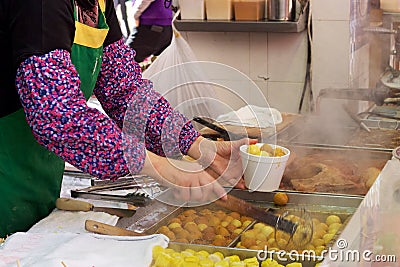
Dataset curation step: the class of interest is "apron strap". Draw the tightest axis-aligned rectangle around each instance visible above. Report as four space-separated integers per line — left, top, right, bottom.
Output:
99 0 105 12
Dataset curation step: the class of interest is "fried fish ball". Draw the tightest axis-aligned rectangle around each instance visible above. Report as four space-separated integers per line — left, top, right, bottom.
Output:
221 221 229 227
229 212 241 220
230 219 242 228
240 216 253 223
197 223 208 232
157 226 170 234
215 210 227 220
184 222 198 233
316 222 329 232
328 223 342 234
213 234 227 246
183 209 197 216
163 231 176 240
253 222 265 230
232 228 243 236
226 224 237 234
242 220 252 228
312 238 325 247
168 222 182 230
199 208 212 215
195 216 208 225
224 215 234 223
323 233 335 244
261 225 275 238
325 215 341 226
191 230 203 241
208 216 221 227
241 236 257 248
255 232 268 242
203 232 216 241
171 226 184 234
175 229 190 240
216 226 230 237
169 218 182 225
241 230 256 239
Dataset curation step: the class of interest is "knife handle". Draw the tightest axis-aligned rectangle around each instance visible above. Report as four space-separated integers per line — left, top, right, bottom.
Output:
85 220 145 236
56 198 93 212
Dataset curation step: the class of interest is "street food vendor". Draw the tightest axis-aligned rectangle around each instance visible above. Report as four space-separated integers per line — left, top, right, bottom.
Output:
0 0 252 237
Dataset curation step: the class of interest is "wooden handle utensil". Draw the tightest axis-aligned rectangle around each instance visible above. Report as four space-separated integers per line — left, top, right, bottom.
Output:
85 220 145 236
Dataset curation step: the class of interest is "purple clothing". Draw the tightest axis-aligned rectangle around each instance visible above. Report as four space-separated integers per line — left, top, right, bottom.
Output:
137 0 172 26
15 38 200 180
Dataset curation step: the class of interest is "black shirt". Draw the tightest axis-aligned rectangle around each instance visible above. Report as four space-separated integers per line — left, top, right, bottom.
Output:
0 0 122 118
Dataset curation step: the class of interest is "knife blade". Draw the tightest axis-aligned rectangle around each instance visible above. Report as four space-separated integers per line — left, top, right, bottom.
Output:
216 195 297 234
56 198 136 217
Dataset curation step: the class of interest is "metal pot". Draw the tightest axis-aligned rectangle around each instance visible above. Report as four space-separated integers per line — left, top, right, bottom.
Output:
267 0 296 21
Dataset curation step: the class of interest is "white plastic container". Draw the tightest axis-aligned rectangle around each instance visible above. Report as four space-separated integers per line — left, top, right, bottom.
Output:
205 0 233 20
179 0 206 20
381 0 400 12
240 143 290 192
234 0 265 21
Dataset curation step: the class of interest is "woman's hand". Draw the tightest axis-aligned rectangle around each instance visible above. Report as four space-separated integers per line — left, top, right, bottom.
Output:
187 136 257 189
140 151 227 203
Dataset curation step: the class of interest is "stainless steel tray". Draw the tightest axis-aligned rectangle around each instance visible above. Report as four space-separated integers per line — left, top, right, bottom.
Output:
279 145 391 195
128 190 363 266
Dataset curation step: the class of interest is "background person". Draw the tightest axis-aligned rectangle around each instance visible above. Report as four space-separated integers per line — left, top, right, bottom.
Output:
126 0 173 63
113 0 131 37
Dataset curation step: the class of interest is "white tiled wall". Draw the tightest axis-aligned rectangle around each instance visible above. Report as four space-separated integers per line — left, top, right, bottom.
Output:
165 0 369 115
311 0 370 115
181 31 308 113
312 0 351 21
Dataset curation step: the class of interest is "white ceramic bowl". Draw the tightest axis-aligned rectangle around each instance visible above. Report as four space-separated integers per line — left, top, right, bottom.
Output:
240 143 290 192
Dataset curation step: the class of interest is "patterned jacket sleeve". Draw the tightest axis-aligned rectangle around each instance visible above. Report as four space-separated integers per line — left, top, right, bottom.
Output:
93 38 200 158
15 49 139 179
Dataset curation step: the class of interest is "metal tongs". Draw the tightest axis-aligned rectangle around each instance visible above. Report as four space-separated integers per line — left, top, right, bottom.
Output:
193 116 251 140
70 175 159 206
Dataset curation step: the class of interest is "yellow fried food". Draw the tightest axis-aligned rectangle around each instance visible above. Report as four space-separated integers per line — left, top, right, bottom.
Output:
325 215 341 226
261 144 274 154
273 147 286 157
273 192 289 206
248 144 261 155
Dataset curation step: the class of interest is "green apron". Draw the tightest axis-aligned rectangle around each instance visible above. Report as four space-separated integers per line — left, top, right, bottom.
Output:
0 0 109 236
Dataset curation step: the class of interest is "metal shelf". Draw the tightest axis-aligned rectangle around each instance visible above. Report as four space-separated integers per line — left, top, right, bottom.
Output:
174 7 308 33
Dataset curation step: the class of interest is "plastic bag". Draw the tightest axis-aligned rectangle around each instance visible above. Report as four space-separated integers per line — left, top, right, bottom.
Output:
320 156 400 267
143 20 223 120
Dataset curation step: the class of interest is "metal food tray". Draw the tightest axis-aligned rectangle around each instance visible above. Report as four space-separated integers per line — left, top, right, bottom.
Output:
360 105 400 130
129 190 363 267
276 116 400 152
278 145 391 195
